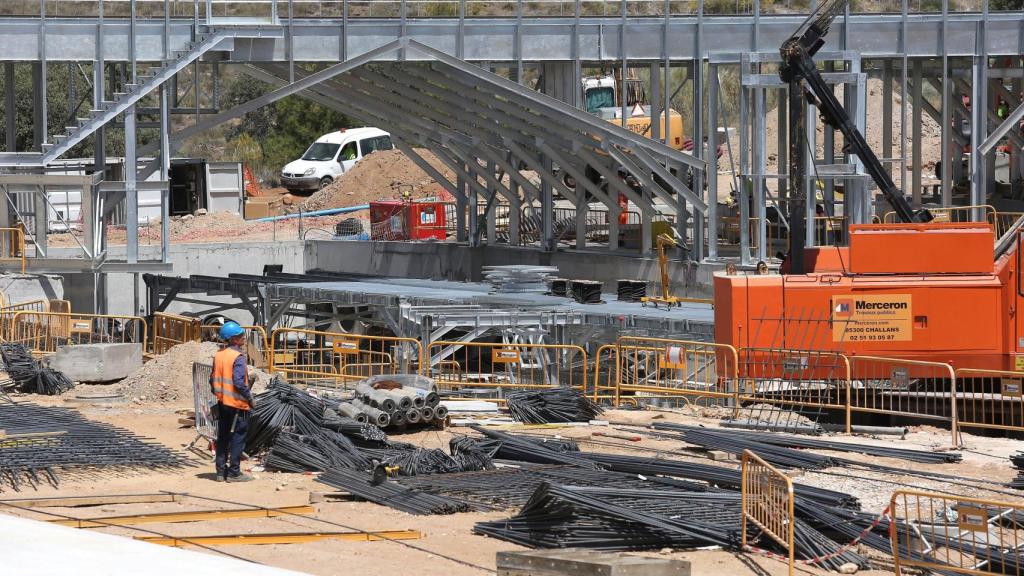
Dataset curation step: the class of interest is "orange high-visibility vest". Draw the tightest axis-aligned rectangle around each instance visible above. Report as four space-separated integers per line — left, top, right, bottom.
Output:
211 347 250 410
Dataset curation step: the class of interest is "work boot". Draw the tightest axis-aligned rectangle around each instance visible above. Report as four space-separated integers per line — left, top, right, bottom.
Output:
226 473 254 483
215 475 225 482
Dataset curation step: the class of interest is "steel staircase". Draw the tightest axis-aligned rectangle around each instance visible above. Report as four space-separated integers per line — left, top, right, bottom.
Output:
0 30 234 167
40 31 233 164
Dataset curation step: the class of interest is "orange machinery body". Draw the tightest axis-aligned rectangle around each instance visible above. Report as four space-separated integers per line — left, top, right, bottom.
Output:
714 222 1023 371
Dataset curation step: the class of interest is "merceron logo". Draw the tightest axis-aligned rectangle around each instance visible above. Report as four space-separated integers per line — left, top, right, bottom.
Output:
855 300 908 311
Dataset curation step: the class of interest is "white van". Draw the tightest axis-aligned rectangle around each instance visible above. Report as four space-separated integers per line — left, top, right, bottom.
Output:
280 127 393 193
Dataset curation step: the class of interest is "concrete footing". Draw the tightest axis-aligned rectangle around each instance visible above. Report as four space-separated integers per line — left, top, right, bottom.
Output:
45 343 143 383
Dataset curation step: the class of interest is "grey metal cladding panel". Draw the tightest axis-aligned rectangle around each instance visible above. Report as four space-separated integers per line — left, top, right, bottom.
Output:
621 25 665 60
293 30 342 60
520 25 574 60
40 23 95 60
986 19 1024 55
697 22 752 55
0 25 41 59
403 27 459 57
464 26 515 60
228 37 281 61
347 37 403 60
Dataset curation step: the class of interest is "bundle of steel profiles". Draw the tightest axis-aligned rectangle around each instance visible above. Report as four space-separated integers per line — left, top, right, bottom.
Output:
467 428 859 508
576 451 859 508
262 430 370 473
505 387 604 424
473 483 869 571
656 426 839 470
469 426 604 469
397 464 711 510
316 467 476 515
0 342 74 395
0 399 187 491
653 423 963 464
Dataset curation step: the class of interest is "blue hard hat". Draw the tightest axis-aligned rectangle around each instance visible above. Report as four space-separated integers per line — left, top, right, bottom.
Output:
219 321 244 340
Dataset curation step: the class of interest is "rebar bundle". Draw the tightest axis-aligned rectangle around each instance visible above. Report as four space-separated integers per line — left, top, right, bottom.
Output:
662 425 838 470
0 399 186 491
469 426 603 469
262 430 371 473
0 343 74 396
505 387 604 424
317 468 474 515
616 280 646 302
246 377 326 453
1010 452 1024 489
655 423 963 464
569 280 603 304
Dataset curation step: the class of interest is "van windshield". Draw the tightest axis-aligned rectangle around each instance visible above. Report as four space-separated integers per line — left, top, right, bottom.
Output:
302 142 341 162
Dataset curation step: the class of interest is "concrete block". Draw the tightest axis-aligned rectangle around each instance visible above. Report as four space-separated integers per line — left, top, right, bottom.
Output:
45 343 143 383
497 549 690 576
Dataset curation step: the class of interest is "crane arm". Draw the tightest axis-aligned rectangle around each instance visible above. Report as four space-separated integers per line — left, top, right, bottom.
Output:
779 0 930 225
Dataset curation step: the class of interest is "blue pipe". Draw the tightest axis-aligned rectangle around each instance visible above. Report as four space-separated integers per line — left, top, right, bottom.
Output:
254 204 369 222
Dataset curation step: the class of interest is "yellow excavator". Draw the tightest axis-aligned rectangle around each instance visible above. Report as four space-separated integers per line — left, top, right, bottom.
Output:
582 74 686 151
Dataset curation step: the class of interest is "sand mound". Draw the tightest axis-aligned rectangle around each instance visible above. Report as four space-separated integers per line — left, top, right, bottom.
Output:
119 341 271 405
299 148 456 212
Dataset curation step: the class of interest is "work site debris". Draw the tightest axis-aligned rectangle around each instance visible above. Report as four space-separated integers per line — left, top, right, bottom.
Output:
298 149 455 213
120 340 270 404
0 343 74 396
0 399 187 491
505 387 604 424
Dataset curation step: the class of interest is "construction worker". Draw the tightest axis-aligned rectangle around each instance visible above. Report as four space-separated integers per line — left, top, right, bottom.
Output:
210 321 254 482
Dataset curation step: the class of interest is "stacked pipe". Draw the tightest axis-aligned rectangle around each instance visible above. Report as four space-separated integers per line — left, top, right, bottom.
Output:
335 382 447 430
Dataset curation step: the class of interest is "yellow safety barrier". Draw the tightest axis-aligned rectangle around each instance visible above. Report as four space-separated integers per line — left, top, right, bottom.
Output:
614 337 738 409
847 355 959 446
741 449 795 576
890 489 1024 576
428 341 587 402
7 312 147 356
199 324 270 368
952 369 1024 434
151 312 202 355
738 348 852 433
884 204 996 226
591 344 618 403
270 328 422 386
0 299 72 340
0 227 26 273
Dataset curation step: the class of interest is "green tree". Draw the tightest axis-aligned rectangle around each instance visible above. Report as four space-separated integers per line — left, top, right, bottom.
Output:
260 95 354 177
991 0 1023 9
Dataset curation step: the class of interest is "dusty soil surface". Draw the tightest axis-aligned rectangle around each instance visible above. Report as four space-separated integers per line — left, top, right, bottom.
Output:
298 149 456 213
46 210 372 247
1 391 1017 576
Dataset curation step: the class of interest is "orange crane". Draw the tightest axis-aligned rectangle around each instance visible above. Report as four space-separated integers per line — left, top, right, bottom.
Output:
713 0 1024 371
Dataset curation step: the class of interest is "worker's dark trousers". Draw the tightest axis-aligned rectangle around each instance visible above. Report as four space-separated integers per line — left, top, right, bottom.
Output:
215 405 249 478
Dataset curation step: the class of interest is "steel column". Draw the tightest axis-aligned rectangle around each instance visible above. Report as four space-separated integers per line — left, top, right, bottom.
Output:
707 64 719 259
125 104 138 264
970 11 989 218
911 59 923 206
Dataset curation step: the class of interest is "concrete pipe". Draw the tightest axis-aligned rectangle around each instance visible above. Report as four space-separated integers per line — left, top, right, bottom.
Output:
419 405 435 422
394 387 427 408
351 399 390 428
380 389 413 411
367 390 397 413
405 408 421 424
337 402 367 424
391 409 406 427
433 405 449 421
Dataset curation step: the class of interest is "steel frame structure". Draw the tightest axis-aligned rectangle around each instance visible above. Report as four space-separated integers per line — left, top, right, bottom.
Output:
0 0 1021 279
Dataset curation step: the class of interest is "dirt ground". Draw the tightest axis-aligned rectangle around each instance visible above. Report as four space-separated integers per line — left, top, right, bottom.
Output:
2 388 1019 576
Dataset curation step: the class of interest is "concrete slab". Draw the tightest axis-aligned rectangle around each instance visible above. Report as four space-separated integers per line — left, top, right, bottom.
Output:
0 513 307 576
46 342 143 383
497 549 690 576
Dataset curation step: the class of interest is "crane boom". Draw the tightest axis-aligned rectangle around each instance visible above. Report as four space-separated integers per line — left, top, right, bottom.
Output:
779 0 931 273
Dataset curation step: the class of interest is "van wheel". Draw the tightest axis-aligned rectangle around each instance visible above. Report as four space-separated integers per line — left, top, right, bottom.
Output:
318 177 333 190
